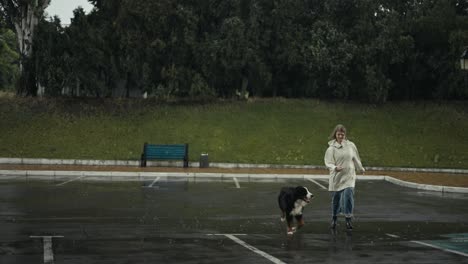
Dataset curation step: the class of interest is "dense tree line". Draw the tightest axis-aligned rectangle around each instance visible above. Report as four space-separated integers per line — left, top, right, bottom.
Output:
0 15 18 91
1 0 468 103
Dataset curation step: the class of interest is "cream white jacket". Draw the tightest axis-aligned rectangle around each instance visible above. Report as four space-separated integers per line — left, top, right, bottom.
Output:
324 139 365 192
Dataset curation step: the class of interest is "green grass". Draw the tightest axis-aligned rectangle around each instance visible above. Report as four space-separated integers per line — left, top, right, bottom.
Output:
1 98 467 169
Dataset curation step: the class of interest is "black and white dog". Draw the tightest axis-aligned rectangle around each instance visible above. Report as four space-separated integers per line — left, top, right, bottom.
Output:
278 186 314 235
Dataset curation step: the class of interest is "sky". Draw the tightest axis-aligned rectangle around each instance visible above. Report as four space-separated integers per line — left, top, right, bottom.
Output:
45 0 94 25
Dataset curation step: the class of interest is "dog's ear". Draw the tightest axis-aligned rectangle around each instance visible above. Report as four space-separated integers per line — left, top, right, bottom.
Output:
295 186 307 196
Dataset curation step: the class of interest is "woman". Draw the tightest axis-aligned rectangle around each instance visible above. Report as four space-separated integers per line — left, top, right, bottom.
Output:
324 124 365 230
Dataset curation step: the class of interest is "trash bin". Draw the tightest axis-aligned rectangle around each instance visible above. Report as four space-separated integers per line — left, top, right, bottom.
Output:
199 153 209 168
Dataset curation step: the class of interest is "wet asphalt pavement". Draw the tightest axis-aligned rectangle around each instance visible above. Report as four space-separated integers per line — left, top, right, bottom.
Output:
1 176 468 264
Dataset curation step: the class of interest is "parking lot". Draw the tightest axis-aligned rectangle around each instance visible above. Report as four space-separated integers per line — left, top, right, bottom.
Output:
1 175 467 263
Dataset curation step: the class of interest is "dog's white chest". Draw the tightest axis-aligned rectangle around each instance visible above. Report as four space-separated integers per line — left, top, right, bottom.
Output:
290 199 308 216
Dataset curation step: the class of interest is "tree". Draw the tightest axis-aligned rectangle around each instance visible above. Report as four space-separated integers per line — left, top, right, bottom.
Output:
0 0 50 95
0 27 19 90
66 7 108 97
33 16 68 96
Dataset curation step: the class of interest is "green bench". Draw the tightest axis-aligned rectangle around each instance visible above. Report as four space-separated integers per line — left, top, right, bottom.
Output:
140 143 189 167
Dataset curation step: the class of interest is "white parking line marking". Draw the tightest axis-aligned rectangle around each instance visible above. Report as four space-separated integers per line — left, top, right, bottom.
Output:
411 240 468 257
386 233 400 238
148 176 161 188
56 175 86 186
306 178 327 190
30 235 64 263
224 234 286 264
223 234 286 264
233 177 240 188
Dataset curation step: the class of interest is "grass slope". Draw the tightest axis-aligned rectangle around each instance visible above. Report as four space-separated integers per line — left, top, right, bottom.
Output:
1 98 467 169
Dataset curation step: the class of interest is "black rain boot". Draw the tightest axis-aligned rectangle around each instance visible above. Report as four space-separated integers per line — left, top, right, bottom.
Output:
345 217 353 230
330 216 337 229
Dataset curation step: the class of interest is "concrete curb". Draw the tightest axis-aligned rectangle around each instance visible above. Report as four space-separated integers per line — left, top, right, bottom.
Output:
383 176 468 193
0 169 467 193
0 157 142 166
1 157 467 174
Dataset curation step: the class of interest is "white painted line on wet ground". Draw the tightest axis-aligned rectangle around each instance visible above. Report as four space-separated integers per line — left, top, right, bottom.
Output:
56 175 86 186
315 178 328 183
386 233 400 238
306 178 327 190
233 177 240 188
148 176 161 188
411 240 468 258
30 235 64 263
223 234 286 264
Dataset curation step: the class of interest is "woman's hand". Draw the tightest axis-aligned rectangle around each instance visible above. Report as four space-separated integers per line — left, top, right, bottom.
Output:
335 166 343 172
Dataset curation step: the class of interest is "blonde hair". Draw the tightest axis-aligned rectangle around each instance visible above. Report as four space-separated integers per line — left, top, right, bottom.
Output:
329 124 347 140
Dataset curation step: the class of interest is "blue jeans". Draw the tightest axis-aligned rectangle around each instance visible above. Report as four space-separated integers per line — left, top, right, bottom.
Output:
331 187 354 218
